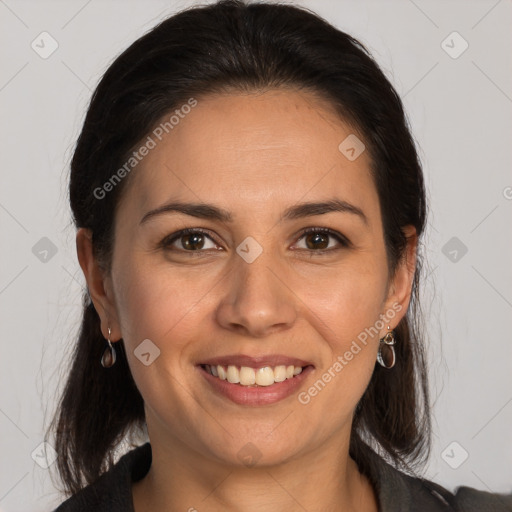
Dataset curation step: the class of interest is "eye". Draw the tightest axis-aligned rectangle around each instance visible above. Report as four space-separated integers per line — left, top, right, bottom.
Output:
160 228 220 252
293 227 350 253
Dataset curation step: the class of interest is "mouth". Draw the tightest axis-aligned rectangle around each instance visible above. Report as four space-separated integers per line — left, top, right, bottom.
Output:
197 355 315 406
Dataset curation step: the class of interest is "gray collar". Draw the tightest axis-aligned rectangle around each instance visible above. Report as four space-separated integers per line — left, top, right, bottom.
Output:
359 444 455 511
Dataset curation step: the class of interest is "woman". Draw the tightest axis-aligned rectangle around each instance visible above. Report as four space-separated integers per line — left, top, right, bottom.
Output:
49 1 511 510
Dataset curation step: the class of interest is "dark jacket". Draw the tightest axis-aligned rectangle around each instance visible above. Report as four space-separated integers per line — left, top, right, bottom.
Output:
54 442 512 511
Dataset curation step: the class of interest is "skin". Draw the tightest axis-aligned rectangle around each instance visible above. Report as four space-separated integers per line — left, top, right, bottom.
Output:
77 88 417 512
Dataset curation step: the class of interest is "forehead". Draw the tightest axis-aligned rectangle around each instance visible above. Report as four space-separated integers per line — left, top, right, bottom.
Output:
120 88 379 222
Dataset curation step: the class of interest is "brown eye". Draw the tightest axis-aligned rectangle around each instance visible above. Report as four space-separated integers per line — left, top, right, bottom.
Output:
304 231 330 250
162 229 218 252
180 232 207 250
294 228 350 253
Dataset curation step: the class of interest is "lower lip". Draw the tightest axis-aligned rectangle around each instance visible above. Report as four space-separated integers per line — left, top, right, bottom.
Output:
198 365 314 406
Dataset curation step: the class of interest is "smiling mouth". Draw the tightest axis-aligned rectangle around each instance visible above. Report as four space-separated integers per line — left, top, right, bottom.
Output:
200 364 312 387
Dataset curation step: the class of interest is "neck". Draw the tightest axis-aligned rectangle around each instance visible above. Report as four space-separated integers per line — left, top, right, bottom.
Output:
132 430 378 512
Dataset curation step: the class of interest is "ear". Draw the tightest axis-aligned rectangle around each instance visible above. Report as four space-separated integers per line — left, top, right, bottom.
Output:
76 228 122 341
380 225 418 336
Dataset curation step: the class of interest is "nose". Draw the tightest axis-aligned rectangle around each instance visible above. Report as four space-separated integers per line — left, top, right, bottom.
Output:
215 249 298 338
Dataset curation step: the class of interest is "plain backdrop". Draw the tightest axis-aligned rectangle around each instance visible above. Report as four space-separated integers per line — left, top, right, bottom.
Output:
0 0 511 510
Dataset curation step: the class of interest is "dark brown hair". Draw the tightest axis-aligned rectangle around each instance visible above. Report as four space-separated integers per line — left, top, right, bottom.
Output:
47 0 430 496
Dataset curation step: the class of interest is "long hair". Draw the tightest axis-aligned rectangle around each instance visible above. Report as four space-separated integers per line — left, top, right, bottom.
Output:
47 0 430 496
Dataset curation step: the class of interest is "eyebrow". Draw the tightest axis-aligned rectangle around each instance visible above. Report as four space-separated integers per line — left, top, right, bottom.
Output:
140 198 368 226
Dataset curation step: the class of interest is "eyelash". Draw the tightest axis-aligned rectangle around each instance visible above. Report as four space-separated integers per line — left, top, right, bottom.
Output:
159 227 351 255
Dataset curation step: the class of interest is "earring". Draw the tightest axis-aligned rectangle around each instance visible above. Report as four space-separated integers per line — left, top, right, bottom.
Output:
101 326 117 368
377 326 396 369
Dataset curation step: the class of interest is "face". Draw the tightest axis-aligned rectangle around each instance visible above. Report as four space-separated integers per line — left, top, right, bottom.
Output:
81 88 415 469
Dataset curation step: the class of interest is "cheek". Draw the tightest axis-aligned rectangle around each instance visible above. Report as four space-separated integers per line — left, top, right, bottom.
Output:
112 256 225 352
301 261 388 345
111 260 221 414
295 262 387 404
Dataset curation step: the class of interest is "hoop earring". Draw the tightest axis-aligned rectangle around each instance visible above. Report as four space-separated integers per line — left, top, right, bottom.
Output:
101 326 117 368
377 326 396 369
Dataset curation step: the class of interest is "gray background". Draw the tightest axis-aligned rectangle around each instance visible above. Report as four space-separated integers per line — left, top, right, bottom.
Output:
0 0 511 510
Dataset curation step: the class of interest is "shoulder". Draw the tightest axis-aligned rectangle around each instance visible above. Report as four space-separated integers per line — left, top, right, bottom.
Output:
362 446 512 511
452 486 512 511
53 443 152 512
400 473 512 511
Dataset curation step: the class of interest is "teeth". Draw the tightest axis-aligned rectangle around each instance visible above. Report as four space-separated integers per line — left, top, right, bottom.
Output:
255 367 274 386
274 365 287 382
240 366 256 385
204 364 305 386
227 365 240 384
217 365 227 380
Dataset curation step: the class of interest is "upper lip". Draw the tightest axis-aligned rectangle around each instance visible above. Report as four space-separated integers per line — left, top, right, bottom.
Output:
199 354 314 368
